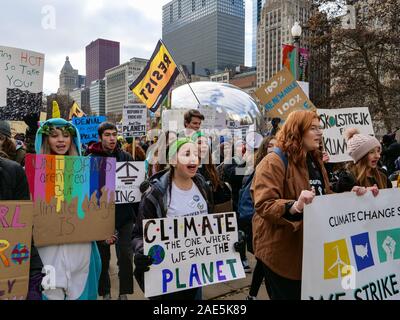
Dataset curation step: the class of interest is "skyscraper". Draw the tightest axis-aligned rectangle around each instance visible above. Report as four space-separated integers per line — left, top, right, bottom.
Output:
252 0 266 67
256 0 311 87
162 0 245 75
58 56 78 95
86 39 120 87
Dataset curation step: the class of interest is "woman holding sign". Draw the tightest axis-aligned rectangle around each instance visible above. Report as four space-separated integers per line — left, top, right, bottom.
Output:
251 110 332 300
34 118 102 300
132 137 215 300
335 128 391 193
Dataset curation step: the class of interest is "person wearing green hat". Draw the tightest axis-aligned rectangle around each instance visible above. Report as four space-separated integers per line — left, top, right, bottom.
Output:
132 137 214 300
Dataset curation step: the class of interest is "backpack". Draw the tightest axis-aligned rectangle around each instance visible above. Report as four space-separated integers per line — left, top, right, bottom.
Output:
237 147 288 221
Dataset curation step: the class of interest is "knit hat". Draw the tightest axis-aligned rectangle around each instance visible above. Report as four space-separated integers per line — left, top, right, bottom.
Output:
0 121 11 138
35 118 82 156
344 128 380 163
168 137 193 161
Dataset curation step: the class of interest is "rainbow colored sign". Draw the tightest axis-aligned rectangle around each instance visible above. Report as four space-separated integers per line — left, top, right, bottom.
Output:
25 154 116 246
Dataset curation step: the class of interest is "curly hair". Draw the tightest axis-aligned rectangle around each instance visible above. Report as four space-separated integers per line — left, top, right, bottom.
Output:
276 110 320 164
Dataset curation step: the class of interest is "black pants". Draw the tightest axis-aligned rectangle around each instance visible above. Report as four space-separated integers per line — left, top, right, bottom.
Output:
262 263 301 300
97 222 134 296
249 258 271 297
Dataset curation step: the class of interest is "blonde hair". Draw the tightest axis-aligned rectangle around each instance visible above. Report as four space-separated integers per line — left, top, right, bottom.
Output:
41 134 78 156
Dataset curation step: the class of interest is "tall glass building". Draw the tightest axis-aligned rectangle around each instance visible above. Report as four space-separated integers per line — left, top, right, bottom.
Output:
162 0 245 75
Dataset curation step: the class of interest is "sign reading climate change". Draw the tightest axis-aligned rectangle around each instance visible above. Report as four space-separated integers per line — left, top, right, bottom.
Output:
302 189 400 300
255 67 316 121
143 212 245 297
25 154 116 247
0 201 33 300
0 46 44 120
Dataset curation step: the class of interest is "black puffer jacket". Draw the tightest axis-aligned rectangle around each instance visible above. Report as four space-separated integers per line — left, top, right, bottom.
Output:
87 142 136 229
0 157 43 298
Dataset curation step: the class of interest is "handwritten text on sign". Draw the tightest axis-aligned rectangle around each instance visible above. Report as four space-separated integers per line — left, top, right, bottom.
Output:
318 108 375 163
72 116 107 144
302 189 400 300
0 46 45 120
143 212 245 297
0 201 33 300
25 154 116 246
255 67 315 121
123 104 147 138
115 161 145 204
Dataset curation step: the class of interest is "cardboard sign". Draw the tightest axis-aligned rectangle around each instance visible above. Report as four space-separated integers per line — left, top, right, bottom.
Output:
302 189 400 300
72 116 107 144
143 212 245 297
255 67 316 121
10 121 28 137
0 201 33 300
318 108 375 163
122 104 147 138
115 161 145 204
0 46 45 120
25 154 116 247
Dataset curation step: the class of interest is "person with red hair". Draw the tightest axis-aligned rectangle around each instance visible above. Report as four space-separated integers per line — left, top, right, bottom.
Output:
251 110 331 300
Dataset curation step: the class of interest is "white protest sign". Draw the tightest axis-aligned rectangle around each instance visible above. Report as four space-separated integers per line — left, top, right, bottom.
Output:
115 161 145 204
143 212 245 297
318 108 375 163
161 109 187 132
122 104 147 138
0 46 45 120
199 105 216 130
302 189 400 300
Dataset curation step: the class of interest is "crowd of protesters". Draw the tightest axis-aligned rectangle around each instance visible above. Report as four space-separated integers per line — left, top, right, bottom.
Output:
0 107 399 300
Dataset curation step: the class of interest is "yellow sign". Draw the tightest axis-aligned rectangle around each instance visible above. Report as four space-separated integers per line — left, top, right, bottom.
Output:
52 101 61 119
255 67 316 121
129 40 179 112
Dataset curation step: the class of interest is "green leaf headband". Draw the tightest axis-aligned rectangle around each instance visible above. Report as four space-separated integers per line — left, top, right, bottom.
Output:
38 123 77 137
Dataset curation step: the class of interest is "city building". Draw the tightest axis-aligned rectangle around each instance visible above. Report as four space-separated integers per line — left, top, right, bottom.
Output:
69 87 90 114
162 0 245 75
256 0 312 87
90 79 106 116
210 65 257 94
58 56 78 96
252 0 266 66
86 39 120 87
105 57 148 115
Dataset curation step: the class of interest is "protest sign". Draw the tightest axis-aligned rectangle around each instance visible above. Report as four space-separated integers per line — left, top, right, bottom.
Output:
0 201 33 300
122 104 147 138
0 46 44 120
72 116 106 144
25 154 116 247
161 109 187 132
255 67 315 121
143 212 245 297
115 161 145 204
302 189 400 300
318 108 375 163
9 121 28 137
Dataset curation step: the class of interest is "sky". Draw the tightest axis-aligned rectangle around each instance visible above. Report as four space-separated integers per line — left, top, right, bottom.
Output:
0 0 253 95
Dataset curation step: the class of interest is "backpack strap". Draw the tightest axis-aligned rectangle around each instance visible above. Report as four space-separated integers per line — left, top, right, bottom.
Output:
273 147 288 170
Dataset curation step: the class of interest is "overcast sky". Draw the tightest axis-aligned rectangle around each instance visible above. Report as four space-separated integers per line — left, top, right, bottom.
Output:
1 0 253 94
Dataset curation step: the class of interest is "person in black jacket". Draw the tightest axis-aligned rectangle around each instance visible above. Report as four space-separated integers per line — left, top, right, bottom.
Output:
381 133 400 176
87 122 135 300
0 156 43 300
132 138 215 300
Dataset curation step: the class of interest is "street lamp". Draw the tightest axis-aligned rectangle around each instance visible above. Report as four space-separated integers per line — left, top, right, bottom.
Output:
291 21 302 81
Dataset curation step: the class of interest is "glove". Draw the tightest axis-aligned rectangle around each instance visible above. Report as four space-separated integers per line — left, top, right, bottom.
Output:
234 230 246 253
134 253 153 273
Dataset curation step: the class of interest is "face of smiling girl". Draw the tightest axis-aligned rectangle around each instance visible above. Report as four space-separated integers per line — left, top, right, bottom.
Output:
48 128 72 155
175 143 199 179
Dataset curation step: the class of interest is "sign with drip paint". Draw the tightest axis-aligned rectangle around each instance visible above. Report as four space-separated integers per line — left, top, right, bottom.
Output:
143 212 245 297
0 201 33 300
25 154 116 247
115 161 145 204
0 46 45 120
72 116 107 144
318 108 375 163
302 189 400 300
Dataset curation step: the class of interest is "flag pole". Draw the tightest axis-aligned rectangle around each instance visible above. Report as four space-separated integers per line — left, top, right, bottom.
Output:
160 39 202 107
